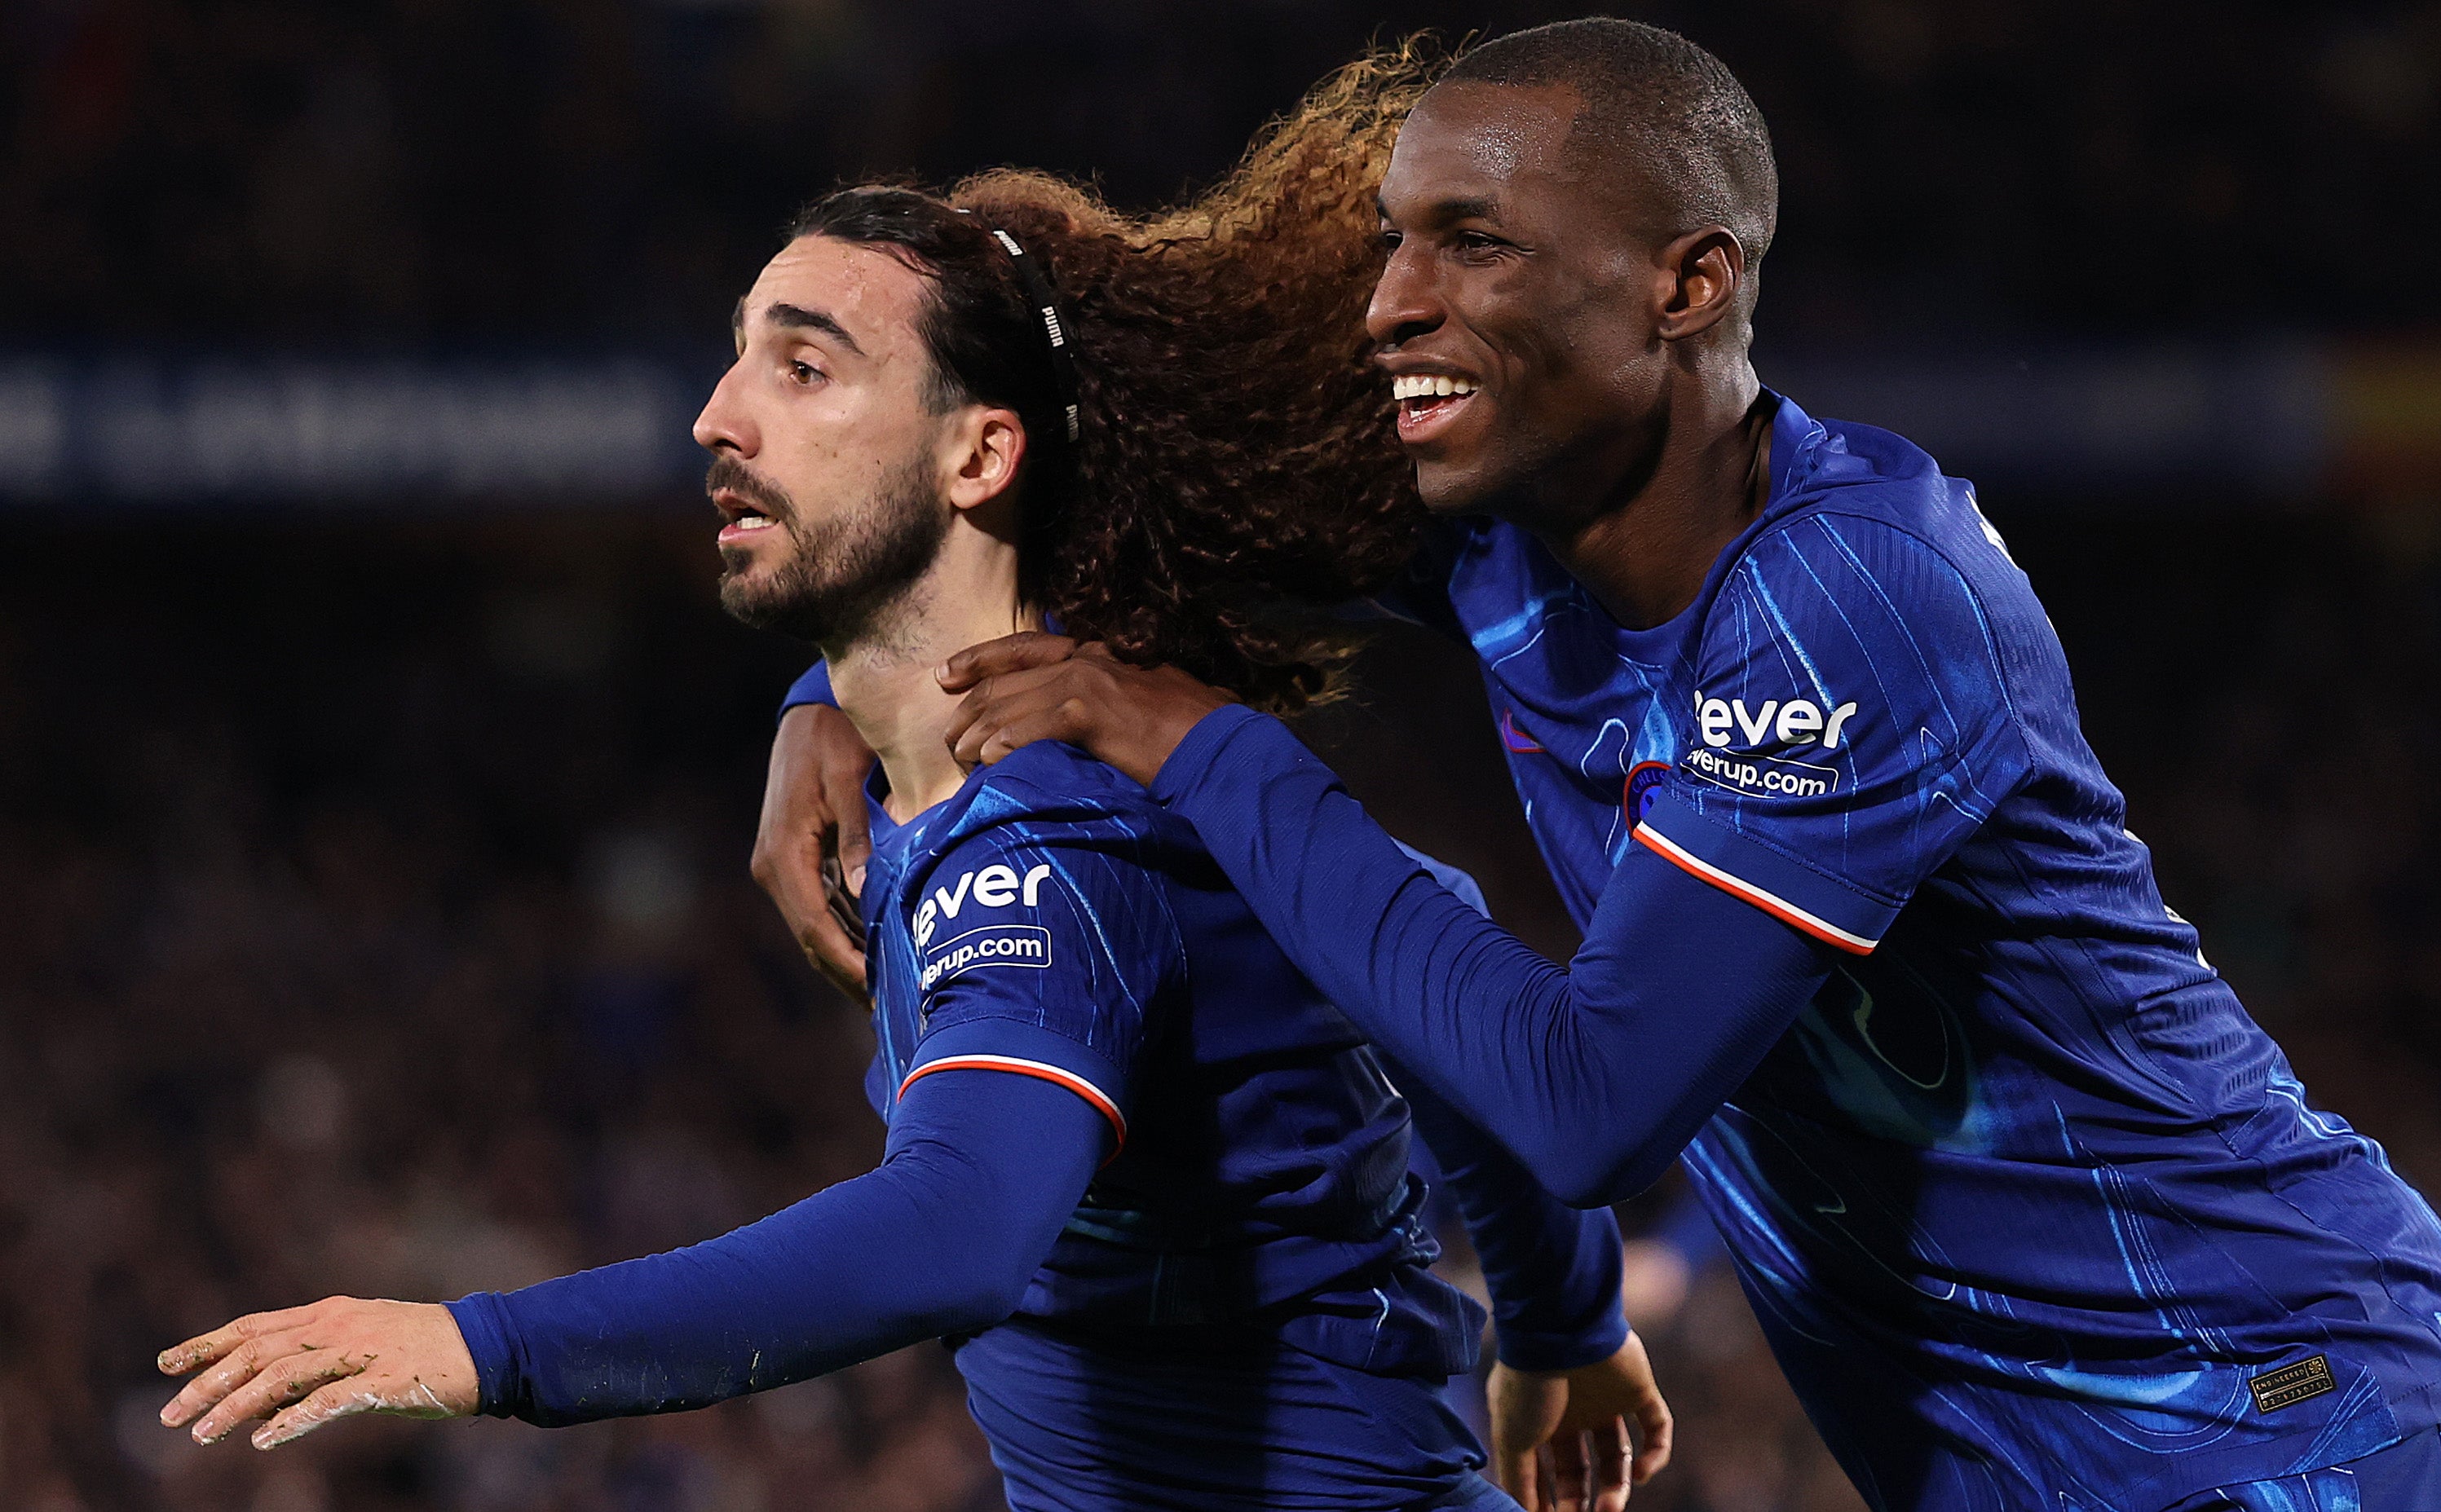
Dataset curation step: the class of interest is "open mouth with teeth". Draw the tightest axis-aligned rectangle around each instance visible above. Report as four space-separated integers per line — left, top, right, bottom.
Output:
714 491 784 544
1391 372 1480 439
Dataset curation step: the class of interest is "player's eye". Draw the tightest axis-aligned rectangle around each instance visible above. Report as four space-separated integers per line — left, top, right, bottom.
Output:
1451 230 1512 257
1378 227 1404 252
787 359 825 386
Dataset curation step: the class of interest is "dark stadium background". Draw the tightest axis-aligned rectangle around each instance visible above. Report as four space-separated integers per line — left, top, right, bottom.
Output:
5 2 2439 1509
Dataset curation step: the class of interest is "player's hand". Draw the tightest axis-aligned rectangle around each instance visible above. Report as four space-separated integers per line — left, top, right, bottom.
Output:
157 1297 479 1450
1487 1333 1674 1511
937 633 1232 787
753 701 878 998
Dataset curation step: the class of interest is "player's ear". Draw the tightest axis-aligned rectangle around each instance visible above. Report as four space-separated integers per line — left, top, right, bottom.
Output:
944 406 1027 515
1654 227 1746 342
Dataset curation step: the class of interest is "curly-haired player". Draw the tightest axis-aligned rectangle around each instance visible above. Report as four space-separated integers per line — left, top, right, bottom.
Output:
928 19 2441 1512
154 55 1669 1512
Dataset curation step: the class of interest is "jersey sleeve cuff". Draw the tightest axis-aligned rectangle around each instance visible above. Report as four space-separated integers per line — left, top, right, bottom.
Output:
903 1017 1131 1152
1146 702 1280 808
1495 1309 1632 1373
778 660 835 721
443 1291 524 1419
1633 790 1899 954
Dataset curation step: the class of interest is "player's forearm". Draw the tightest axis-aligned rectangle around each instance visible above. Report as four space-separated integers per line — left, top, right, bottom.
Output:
1152 706 1831 1207
447 1073 1101 1426
1400 1072 1629 1369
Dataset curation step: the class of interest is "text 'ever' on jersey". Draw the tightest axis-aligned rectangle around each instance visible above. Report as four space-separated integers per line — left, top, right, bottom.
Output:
1409 392 2441 1510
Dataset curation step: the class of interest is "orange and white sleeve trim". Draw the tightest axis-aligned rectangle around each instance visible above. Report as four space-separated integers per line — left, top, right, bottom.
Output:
1633 822 1881 955
898 1055 1128 1149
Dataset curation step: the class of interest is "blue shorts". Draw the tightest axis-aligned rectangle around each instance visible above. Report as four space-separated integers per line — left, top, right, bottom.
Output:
2165 1424 2441 1512
954 1316 1506 1511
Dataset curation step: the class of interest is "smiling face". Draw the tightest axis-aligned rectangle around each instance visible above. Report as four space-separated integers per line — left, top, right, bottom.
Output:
694 236 961 647
1370 82 1683 525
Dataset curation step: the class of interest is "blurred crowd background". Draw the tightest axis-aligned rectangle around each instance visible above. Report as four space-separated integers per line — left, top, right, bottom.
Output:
9 0 2439 344
5 2 2440 1510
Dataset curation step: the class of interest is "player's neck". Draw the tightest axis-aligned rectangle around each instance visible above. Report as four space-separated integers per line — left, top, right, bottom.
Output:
1535 363 1772 633
827 531 1035 826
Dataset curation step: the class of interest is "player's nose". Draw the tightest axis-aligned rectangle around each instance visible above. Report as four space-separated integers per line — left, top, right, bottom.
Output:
1366 240 1446 350
692 361 758 456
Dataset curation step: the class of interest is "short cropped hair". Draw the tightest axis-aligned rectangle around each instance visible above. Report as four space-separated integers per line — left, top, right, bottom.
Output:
1443 19 1778 271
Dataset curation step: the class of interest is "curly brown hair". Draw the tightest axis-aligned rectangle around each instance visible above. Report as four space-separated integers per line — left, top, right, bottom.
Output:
786 43 1446 712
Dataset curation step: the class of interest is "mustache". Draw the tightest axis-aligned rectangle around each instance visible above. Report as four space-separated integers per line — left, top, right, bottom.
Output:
704 455 796 521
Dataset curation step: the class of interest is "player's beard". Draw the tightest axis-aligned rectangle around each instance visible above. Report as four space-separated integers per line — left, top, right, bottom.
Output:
713 452 951 649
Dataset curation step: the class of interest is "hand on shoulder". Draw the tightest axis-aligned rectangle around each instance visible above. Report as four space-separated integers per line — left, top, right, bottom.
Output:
938 633 1233 787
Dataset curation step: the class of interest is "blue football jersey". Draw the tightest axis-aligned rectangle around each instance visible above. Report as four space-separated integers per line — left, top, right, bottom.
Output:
1416 393 2441 1509
859 742 1481 1378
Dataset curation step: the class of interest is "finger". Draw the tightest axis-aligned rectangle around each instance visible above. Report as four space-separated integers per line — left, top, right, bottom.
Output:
161 1328 316 1428
976 703 1097 766
822 862 868 954
778 871 868 996
1550 1427 1594 1512
750 787 834 906
804 919 869 997
252 1373 394 1451
751 804 869 995
159 1328 236 1381
940 663 1079 756
1631 1395 1675 1484
792 861 869 997
830 796 873 899
1492 1444 1543 1511
157 1304 307 1379
947 685 1081 768
192 1347 361 1445
936 632 1079 692
1590 1417 1633 1512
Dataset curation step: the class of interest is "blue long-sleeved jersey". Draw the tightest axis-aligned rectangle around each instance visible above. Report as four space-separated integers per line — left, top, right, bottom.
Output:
863 740 1541 1371
856 742 1609 1508
452 732 1623 1510
1144 392 2441 1512
776 668 1627 1374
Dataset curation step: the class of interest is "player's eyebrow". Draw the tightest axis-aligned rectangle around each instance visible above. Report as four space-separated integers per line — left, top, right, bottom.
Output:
1432 196 1503 226
1378 193 1505 229
731 298 867 358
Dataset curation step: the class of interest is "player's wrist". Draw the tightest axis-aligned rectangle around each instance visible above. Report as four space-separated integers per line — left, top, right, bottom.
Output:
1127 696 1234 785
442 1293 524 1418
1490 1305 1631 1373
422 1302 483 1416
1145 700 1269 802
1064 661 1229 785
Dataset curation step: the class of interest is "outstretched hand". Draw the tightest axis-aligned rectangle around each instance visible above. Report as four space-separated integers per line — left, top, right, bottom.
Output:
158 1296 479 1451
937 633 1232 786
753 702 878 998
1487 1333 1675 1510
